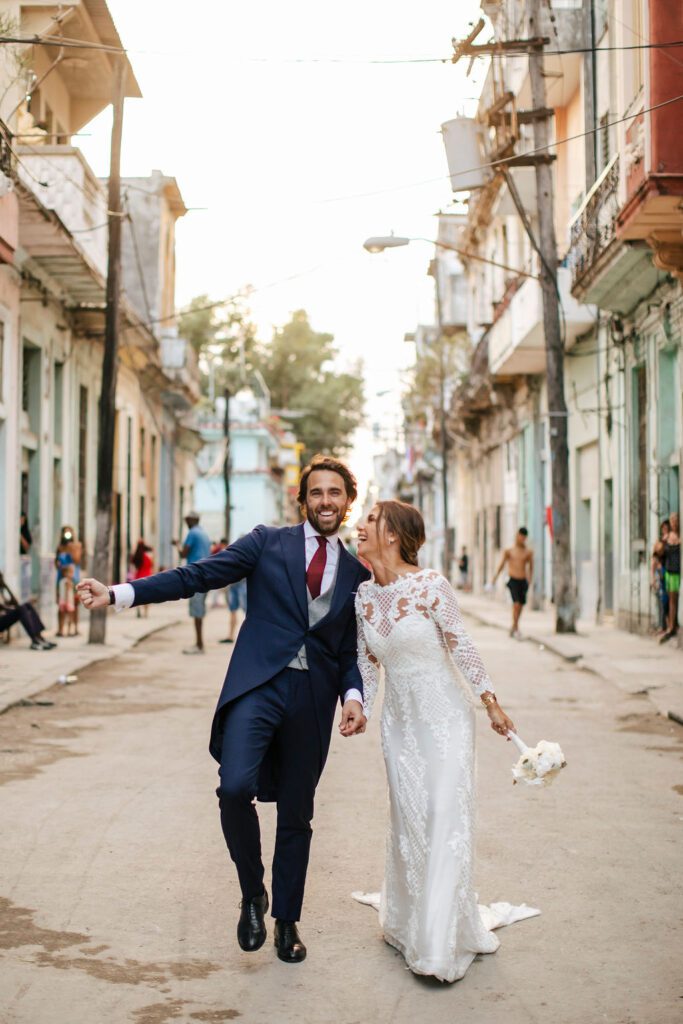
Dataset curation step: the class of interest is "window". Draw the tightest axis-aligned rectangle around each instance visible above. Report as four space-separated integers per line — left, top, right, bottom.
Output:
21 349 30 412
126 416 133 558
139 426 146 477
21 342 40 430
53 361 63 445
632 365 647 541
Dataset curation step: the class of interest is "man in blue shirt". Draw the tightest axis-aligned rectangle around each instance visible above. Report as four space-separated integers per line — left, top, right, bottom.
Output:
175 510 211 654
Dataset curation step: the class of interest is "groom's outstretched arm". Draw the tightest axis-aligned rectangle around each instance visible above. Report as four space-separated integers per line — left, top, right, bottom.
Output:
78 526 267 610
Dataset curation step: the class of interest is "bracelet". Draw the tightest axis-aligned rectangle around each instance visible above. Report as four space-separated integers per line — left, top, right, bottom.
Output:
481 692 497 708
108 587 115 606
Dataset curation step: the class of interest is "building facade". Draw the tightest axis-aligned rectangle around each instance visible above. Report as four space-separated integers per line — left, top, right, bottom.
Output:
0 1 200 621
390 0 682 642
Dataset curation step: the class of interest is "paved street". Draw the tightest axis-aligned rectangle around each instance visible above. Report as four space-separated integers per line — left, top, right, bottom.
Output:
0 607 681 1024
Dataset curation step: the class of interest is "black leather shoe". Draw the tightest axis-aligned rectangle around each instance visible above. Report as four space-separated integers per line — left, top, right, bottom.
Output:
237 889 269 951
274 920 307 963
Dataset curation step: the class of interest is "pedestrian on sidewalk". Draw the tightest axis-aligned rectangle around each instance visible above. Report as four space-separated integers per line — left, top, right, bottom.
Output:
55 525 82 636
651 519 670 634
457 545 469 589
660 512 680 644
0 571 56 650
173 512 211 654
57 565 77 636
77 455 369 966
130 540 154 619
491 527 534 639
220 579 247 644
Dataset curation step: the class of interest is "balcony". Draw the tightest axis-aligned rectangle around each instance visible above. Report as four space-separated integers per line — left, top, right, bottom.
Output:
567 155 670 310
16 145 108 278
568 157 621 295
488 267 595 377
160 331 201 408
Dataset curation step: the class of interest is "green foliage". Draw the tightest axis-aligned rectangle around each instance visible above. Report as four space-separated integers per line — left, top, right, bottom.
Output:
179 294 257 399
254 310 364 463
180 299 363 459
404 333 468 428
178 294 218 355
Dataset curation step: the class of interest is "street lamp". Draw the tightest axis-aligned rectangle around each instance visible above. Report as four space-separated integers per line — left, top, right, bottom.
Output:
363 235 539 279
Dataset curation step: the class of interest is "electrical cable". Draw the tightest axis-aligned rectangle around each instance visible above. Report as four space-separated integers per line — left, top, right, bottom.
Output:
317 89 683 203
123 191 154 329
3 33 683 61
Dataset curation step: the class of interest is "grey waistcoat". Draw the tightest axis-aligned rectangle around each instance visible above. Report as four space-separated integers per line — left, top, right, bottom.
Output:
288 554 341 671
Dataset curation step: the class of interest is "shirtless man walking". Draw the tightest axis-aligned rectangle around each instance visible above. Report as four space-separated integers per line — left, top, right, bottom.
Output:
492 527 534 639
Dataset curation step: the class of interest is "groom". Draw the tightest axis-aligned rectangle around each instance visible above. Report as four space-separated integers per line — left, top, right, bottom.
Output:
77 455 370 964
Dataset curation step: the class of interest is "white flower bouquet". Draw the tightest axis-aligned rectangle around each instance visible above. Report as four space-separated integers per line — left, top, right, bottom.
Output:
507 731 566 787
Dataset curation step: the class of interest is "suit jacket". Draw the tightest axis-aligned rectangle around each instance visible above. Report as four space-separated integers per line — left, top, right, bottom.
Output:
129 523 371 790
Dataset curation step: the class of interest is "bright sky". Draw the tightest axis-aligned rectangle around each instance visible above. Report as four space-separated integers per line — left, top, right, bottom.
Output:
78 0 486 502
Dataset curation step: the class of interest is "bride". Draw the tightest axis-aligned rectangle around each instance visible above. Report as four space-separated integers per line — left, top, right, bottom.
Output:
354 499 532 983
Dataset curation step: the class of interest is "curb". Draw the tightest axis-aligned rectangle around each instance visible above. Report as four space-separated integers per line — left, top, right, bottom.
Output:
0 612 184 716
462 604 683 725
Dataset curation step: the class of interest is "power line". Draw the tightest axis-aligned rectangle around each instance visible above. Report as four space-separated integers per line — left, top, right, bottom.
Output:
317 89 683 203
4 33 682 62
0 34 125 55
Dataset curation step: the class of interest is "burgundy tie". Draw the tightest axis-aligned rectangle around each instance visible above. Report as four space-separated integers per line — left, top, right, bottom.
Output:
306 536 328 599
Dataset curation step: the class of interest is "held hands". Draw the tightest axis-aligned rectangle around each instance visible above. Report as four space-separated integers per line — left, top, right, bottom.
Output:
339 700 367 737
76 578 110 610
486 701 515 739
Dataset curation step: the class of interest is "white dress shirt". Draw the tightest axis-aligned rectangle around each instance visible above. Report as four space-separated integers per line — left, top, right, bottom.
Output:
302 519 362 707
113 522 364 707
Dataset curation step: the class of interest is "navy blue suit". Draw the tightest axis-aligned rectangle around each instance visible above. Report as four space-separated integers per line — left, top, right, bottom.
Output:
129 523 370 920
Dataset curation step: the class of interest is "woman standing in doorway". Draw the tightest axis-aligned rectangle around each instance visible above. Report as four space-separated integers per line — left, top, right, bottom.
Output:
55 525 82 636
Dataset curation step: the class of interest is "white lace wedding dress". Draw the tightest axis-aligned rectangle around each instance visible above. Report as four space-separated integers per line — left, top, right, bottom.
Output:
354 569 538 983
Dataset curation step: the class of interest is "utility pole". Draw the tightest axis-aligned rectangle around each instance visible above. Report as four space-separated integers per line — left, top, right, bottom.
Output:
89 55 126 644
449 8 577 631
527 0 576 632
223 387 231 542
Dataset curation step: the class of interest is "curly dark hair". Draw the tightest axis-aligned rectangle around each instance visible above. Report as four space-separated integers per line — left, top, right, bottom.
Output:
297 454 358 506
377 500 426 567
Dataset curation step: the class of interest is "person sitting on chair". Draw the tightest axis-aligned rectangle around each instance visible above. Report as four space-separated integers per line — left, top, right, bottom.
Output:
0 572 57 650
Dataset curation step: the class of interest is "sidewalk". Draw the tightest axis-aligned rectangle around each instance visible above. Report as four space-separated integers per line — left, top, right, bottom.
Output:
0 602 190 715
457 590 683 722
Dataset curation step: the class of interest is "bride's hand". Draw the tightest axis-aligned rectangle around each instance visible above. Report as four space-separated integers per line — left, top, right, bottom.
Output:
486 702 515 739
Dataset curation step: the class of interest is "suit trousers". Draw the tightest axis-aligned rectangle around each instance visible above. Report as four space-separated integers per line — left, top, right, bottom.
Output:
216 668 322 922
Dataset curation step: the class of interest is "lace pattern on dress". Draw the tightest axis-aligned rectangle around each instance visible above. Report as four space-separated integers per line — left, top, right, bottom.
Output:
354 569 500 980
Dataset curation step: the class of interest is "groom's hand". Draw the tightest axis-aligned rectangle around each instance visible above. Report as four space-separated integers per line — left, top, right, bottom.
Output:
339 700 366 737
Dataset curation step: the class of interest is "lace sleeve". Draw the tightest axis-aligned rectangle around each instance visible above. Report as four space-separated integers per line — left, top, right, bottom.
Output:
356 597 380 719
428 573 494 697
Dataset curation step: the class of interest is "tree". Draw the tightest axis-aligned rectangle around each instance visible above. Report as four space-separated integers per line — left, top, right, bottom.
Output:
178 294 220 355
179 294 257 398
254 310 364 463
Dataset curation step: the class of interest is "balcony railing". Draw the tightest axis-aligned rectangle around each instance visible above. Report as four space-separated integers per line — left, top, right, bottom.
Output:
0 120 13 177
16 145 108 276
568 155 620 290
